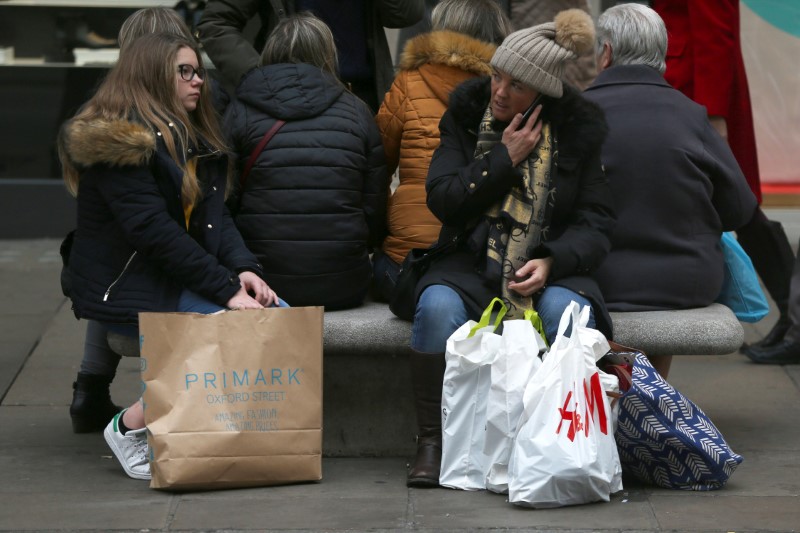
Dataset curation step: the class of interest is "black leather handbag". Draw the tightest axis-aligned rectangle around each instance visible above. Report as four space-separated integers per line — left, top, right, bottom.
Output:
389 234 462 321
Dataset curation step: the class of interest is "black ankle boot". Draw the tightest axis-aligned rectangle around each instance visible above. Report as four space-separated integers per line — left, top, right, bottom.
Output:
70 373 121 433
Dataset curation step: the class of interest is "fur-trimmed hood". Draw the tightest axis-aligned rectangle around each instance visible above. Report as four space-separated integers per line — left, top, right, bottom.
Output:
399 30 496 76
60 118 156 168
399 31 496 106
447 76 608 159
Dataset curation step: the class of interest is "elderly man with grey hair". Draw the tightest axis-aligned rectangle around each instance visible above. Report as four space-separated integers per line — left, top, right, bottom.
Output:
583 3 757 378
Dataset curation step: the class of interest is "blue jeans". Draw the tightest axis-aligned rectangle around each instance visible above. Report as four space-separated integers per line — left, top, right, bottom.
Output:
372 250 401 302
411 285 471 353
410 284 594 353
537 285 595 341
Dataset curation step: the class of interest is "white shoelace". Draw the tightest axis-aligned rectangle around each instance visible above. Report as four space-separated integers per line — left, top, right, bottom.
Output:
129 433 149 465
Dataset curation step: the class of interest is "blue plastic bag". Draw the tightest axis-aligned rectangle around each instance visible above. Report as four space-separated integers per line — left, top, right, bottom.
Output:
715 232 769 322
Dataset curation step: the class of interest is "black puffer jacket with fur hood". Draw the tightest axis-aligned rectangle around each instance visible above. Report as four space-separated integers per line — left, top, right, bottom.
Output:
417 77 616 336
60 118 262 325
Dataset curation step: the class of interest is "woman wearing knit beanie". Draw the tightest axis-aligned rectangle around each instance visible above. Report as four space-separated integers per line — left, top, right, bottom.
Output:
405 9 615 487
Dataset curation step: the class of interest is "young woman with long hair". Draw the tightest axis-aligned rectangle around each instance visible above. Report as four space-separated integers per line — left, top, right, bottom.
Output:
59 32 281 479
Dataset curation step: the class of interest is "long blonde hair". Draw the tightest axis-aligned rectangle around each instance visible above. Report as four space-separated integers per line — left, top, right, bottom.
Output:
60 33 229 206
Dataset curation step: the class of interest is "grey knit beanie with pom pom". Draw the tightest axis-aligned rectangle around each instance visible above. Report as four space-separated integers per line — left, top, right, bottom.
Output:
490 9 595 97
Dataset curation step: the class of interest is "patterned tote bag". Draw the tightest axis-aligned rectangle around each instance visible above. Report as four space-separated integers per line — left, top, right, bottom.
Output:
608 348 743 490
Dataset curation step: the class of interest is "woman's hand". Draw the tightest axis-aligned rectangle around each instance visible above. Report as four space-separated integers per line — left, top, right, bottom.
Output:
226 271 279 310
226 287 263 310
502 105 544 167
237 271 278 307
508 257 553 297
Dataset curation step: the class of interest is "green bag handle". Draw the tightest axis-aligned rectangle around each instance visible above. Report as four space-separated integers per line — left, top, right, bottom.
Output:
468 297 507 337
523 308 549 348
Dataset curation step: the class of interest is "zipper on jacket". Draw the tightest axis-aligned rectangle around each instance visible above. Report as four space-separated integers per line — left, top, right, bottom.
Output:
103 251 137 302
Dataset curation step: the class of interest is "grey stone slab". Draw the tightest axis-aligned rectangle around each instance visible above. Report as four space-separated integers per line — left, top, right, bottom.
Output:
610 304 744 356
2 303 140 409
411 488 658 530
0 406 80 446
668 354 800 452
649 494 800 532
325 300 745 358
0 243 64 316
323 351 415 457
171 459 409 530
2 302 85 406
0 314 49 399
0 406 144 493
0 490 171 531
0 405 123 448
0 441 151 494
174 493 408 530
718 450 800 497
174 458 407 499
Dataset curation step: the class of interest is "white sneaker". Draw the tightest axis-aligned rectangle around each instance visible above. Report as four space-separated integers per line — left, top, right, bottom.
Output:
103 410 151 480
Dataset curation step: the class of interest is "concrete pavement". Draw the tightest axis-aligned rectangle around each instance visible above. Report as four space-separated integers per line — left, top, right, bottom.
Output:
1 208 800 532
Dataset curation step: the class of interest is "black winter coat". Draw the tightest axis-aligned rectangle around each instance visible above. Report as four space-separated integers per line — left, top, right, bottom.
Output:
197 0 424 103
583 65 757 311
418 77 616 337
225 63 389 309
60 118 262 325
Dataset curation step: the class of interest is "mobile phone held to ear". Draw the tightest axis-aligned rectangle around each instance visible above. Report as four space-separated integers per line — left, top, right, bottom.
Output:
517 94 545 130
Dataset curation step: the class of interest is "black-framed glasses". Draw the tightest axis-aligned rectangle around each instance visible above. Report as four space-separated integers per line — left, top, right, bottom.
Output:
177 64 206 82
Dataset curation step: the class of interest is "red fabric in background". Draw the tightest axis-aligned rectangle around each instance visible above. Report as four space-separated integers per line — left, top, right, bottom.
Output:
652 0 762 203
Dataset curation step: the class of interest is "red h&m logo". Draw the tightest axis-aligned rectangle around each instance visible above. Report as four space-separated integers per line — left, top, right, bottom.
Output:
556 372 608 441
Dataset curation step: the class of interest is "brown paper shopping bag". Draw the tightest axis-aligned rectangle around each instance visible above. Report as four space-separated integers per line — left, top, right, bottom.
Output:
139 306 323 490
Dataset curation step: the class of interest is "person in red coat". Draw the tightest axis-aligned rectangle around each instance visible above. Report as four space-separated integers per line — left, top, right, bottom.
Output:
652 0 795 353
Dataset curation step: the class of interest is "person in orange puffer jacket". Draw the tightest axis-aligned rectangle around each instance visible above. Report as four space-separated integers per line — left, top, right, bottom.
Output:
373 0 512 303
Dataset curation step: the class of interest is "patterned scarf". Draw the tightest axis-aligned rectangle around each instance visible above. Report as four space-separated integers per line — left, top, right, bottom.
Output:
473 104 556 318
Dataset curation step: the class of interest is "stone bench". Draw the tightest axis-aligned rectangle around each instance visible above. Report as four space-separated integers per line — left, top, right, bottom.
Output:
321 301 743 456
110 301 744 457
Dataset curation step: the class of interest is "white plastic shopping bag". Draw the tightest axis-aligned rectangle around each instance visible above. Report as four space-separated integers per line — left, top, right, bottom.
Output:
508 301 623 508
440 299 505 490
484 310 547 494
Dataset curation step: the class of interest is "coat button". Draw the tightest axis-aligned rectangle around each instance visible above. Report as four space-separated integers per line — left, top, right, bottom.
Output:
482 170 488 177
213 186 217 191
188 148 193 154
207 224 213 229
168 122 174 127
156 131 162 136
469 183 476 189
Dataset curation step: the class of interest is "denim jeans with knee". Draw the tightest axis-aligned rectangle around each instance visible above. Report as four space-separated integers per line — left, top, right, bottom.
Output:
410 284 595 354
537 285 595 342
410 285 472 353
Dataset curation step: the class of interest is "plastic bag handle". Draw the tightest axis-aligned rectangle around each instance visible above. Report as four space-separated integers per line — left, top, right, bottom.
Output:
523 308 549 348
555 300 582 340
468 297 507 337
578 304 591 328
